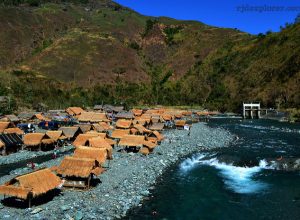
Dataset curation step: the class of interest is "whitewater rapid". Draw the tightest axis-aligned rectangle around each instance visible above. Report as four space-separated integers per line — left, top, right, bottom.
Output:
180 154 275 194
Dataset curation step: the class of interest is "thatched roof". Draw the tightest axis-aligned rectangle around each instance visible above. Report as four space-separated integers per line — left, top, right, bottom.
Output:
78 112 109 123
175 120 186 127
0 133 23 148
18 112 37 120
151 115 161 123
92 122 113 132
145 109 161 114
4 127 24 135
46 130 66 141
196 111 209 116
143 140 157 150
5 114 20 122
23 133 46 147
58 126 81 139
133 119 147 126
56 156 103 178
116 119 132 129
139 114 151 123
73 133 99 147
133 124 151 134
78 112 94 122
0 122 10 133
111 129 130 139
91 113 109 122
131 109 143 116
182 111 192 116
0 168 62 199
149 123 164 131
118 135 145 147
152 131 164 141
130 127 138 135
89 137 112 149
175 114 183 119
162 114 173 121
100 122 113 130
35 113 49 121
66 107 84 116
115 112 134 119
75 124 92 133
0 140 4 149
73 146 108 164
88 137 113 159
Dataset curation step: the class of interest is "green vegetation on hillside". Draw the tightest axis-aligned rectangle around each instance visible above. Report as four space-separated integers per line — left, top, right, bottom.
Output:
0 1 299 115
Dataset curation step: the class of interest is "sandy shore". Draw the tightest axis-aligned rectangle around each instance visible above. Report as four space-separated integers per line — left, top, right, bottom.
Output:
0 122 234 220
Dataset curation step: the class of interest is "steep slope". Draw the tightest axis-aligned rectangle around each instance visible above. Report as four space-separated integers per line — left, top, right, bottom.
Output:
0 1 247 85
0 0 299 113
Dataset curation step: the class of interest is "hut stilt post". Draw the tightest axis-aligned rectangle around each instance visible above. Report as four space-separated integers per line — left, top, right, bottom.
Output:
87 175 91 189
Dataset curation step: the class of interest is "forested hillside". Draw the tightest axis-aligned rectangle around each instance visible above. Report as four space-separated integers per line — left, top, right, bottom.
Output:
0 0 299 113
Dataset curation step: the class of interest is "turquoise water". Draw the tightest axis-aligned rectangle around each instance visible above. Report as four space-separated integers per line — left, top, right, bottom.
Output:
127 119 300 220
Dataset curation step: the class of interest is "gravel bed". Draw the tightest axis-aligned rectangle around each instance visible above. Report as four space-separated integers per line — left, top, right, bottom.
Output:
0 122 234 220
0 145 74 166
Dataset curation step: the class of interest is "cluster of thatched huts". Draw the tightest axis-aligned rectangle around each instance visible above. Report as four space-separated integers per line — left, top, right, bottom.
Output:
0 106 216 207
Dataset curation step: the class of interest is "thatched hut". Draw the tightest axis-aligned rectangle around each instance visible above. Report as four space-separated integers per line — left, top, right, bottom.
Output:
147 131 164 144
175 120 186 129
55 156 104 189
73 133 99 147
3 114 20 124
0 168 62 208
118 135 145 151
88 137 113 159
110 129 130 139
0 133 23 155
149 122 165 131
78 112 109 123
58 126 82 141
74 124 93 133
4 127 24 135
133 124 152 135
92 122 113 132
131 109 143 117
0 122 14 133
162 114 174 121
115 112 134 120
46 130 66 141
73 146 108 165
23 133 55 151
115 119 132 129
66 107 84 116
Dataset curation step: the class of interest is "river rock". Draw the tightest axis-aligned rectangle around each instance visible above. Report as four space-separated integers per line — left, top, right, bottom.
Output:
31 208 43 214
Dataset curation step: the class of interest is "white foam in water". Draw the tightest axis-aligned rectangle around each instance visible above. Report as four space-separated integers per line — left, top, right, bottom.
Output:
179 154 207 172
198 158 271 194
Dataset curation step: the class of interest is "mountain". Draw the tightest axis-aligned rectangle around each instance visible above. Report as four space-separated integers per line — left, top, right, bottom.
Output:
0 0 299 113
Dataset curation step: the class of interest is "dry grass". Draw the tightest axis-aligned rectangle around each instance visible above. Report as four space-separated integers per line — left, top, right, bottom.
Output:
118 135 145 147
0 168 61 199
56 156 102 178
115 119 132 129
23 133 45 147
73 146 107 165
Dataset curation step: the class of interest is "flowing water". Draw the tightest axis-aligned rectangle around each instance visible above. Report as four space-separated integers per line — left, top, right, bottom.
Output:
127 119 300 220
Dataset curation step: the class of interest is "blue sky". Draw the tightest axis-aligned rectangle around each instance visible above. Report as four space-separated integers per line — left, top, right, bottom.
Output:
114 0 300 34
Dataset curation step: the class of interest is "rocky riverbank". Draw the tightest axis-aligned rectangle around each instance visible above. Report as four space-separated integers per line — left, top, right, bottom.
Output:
0 145 74 166
0 122 234 220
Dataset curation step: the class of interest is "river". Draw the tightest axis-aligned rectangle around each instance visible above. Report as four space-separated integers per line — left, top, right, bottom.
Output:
127 119 300 220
